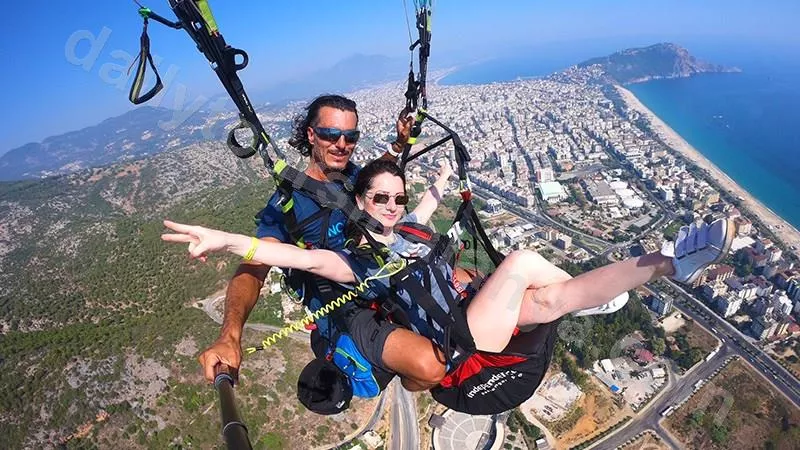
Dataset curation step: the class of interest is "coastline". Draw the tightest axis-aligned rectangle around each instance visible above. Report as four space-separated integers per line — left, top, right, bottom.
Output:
615 85 800 255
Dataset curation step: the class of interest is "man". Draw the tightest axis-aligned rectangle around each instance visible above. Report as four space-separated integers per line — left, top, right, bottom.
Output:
197 94 413 383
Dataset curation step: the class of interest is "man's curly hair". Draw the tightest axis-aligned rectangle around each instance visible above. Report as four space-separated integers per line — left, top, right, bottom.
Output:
288 94 359 156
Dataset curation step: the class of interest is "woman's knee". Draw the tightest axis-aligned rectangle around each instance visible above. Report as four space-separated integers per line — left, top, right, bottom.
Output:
505 249 547 268
506 250 572 281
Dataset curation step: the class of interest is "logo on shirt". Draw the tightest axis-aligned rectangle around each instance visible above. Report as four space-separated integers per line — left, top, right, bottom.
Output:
328 222 345 238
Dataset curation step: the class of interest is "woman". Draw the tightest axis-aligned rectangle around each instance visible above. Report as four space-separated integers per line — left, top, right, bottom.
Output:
163 159 734 396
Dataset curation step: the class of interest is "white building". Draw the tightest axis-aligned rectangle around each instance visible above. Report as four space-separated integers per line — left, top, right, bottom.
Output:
485 198 502 214
716 294 743 318
538 181 568 204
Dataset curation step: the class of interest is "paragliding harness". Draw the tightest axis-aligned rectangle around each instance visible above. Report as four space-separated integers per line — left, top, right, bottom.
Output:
265 162 396 401
344 213 560 415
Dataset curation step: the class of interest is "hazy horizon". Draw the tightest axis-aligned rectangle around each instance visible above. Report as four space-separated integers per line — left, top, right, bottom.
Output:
1 0 798 154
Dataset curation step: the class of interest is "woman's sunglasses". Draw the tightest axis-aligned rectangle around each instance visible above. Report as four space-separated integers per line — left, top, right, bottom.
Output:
368 192 409 206
313 127 361 144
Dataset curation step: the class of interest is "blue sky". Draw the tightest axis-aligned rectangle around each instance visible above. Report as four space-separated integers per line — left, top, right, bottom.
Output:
1 0 798 154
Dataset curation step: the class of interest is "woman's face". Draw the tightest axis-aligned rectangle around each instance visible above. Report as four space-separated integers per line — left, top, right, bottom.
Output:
357 172 406 231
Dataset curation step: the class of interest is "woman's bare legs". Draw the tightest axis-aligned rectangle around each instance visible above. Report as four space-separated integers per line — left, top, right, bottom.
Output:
466 250 573 352
467 250 675 352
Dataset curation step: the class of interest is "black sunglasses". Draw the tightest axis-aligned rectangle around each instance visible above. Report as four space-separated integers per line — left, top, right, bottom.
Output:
369 192 409 206
313 127 360 144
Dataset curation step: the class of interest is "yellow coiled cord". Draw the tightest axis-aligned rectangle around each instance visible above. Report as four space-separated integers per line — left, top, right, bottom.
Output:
244 258 406 354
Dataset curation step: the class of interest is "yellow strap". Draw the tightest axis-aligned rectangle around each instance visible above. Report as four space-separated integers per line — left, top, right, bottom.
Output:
274 159 288 177
244 259 406 353
280 197 294 213
243 237 259 261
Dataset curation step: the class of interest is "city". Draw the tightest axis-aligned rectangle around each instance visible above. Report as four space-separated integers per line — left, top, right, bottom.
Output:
275 65 800 449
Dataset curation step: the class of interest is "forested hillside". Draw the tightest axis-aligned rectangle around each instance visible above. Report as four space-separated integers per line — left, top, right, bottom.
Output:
0 142 375 448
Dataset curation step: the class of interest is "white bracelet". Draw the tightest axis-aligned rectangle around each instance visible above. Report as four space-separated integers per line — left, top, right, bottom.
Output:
387 141 402 158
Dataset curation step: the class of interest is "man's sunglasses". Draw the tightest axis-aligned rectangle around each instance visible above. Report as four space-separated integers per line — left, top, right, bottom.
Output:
313 127 360 144
368 192 410 206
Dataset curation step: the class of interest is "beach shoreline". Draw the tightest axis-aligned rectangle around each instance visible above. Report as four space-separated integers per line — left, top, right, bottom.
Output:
615 85 800 256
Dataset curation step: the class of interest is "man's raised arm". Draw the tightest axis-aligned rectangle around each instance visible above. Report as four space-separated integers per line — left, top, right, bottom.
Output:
379 108 414 162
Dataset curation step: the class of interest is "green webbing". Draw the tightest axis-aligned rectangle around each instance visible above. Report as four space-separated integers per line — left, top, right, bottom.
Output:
195 0 219 34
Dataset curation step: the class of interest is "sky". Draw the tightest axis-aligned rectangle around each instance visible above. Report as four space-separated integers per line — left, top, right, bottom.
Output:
1 0 798 155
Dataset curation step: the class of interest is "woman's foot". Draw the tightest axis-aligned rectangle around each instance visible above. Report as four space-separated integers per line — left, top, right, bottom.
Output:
663 218 736 284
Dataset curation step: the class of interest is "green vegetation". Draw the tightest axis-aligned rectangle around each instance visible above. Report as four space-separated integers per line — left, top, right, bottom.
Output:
258 432 286 449
508 408 542 449
662 220 684 242
732 249 754 277
651 337 666 356
685 410 731 444
248 292 284 326
0 162 281 447
668 331 705 370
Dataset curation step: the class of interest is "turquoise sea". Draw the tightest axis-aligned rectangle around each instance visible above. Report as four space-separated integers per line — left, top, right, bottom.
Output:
444 47 800 230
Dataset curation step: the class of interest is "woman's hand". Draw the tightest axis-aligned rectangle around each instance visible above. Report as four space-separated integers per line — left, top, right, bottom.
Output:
161 220 231 262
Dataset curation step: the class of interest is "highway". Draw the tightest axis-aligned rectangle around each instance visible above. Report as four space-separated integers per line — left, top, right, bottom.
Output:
663 281 800 407
589 294 800 449
389 380 419 450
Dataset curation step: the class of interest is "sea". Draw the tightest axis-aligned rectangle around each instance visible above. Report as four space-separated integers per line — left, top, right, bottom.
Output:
441 45 800 231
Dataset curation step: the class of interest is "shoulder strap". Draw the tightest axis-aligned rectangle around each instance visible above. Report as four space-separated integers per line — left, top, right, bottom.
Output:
454 199 505 267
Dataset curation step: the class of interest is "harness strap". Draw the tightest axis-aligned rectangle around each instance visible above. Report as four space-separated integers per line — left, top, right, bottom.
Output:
454 199 505 267
128 18 164 105
391 261 475 358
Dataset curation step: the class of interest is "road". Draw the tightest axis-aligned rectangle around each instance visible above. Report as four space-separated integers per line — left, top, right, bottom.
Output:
389 380 419 450
591 342 736 449
589 294 800 449
198 294 309 344
662 281 800 407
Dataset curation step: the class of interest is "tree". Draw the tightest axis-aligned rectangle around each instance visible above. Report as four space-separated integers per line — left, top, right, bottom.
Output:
651 337 666 356
709 423 729 444
733 249 754 277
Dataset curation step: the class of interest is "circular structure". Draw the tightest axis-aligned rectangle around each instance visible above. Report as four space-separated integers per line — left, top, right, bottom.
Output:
432 409 501 450
609 180 628 190
615 188 635 199
623 197 645 209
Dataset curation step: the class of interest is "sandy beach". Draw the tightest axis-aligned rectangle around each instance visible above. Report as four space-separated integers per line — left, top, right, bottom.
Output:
616 85 800 256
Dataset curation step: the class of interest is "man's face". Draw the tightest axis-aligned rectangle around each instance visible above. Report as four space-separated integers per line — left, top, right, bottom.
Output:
307 106 359 173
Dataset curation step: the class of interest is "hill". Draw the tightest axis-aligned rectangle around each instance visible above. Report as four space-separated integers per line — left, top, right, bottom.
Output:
576 42 740 84
0 141 378 448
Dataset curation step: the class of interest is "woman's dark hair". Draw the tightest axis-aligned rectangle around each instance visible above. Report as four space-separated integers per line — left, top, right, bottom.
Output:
353 159 406 197
346 159 406 243
288 94 358 156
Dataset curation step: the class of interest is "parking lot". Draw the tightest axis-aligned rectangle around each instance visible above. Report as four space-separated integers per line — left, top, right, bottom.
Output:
594 357 667 410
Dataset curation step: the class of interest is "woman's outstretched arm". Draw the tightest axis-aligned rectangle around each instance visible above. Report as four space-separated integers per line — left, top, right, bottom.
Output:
161 220 355 284
410 159 452 224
